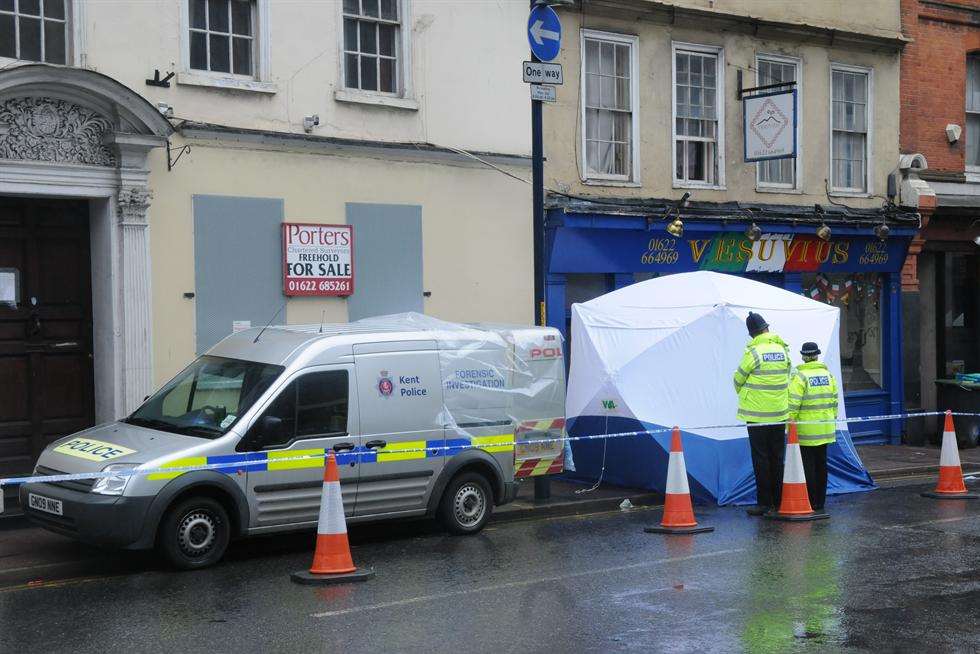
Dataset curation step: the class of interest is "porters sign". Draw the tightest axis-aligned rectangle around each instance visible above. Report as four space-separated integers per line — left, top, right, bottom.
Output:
282 223 354 296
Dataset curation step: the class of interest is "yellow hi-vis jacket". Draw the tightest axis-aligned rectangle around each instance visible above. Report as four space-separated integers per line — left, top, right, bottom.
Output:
733 333 791 423
788 360 839 446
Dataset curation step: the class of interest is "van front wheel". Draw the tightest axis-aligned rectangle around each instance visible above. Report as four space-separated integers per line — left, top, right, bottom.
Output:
439 472 493 535
158 496 230 570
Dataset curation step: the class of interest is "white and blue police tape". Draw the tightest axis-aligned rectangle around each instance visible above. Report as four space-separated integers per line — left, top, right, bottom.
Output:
0 410 978 490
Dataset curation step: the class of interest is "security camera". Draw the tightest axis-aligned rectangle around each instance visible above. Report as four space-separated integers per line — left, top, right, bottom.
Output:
946 124 962 144
898 153 928 172
303 115 320 133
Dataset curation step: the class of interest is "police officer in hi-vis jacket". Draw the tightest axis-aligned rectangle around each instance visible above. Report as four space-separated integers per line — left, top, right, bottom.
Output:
787 342 839 512
734 312 792 516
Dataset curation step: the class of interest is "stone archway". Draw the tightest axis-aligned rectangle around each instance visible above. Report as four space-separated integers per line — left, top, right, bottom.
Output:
0 64 173 420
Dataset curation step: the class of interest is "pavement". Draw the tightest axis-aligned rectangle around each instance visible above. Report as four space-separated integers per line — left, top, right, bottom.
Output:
2 474 980 653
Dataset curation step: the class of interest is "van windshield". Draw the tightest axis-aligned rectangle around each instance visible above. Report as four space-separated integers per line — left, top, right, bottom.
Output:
125 356 284 439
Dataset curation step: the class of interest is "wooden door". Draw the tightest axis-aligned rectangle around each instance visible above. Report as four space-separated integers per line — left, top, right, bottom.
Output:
0 198 94 478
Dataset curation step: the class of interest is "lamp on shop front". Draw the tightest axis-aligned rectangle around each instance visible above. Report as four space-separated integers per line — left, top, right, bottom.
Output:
745 222 762 242
874 222 890 241
666 217 684 237
816 223 832 241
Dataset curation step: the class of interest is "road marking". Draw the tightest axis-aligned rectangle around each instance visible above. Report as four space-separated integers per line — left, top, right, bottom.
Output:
311 547 744 618
882 516 974 530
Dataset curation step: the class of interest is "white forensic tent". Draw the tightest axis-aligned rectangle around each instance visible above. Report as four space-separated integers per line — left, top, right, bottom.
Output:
565 271 875 504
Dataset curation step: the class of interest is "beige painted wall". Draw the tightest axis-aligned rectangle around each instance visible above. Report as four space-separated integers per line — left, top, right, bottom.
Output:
81 0 530 155
657 0 902 36
544 9 901 208
147 142 532 384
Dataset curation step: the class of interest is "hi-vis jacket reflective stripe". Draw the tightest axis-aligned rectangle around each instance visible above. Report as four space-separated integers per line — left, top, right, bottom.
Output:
788 360 838 446
733 333 791 423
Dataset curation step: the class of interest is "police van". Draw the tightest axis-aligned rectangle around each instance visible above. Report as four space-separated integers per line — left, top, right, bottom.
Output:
19 316 566 569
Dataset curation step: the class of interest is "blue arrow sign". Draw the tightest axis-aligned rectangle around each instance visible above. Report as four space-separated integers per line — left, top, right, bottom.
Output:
527 5 561 63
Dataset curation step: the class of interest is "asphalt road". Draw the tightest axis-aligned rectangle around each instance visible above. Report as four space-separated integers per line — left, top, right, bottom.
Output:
1 476 979 654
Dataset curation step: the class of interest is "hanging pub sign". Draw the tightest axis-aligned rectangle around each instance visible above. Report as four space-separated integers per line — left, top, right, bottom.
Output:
742 87 797 162
282 223 354 296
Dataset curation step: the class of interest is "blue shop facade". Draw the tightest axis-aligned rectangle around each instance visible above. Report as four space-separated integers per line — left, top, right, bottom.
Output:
543 197 920 444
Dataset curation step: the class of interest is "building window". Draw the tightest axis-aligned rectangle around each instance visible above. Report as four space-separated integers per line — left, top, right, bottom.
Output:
343 0 400 94
189 0 254 77
673 44 724 187
756 55 799 189
831 66 871 193
0 0 67 64
581 30 638 181
802 272 883 391
966 55 980 169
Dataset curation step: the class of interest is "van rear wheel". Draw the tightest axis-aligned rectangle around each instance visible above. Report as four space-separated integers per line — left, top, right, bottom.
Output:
158 496 230 570
439 472 493 535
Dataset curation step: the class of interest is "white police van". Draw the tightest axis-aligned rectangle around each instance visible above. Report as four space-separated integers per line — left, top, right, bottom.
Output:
20 316 566 569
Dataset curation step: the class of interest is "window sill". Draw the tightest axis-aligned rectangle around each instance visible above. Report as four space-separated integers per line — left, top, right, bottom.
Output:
756 185 802 194
582 178 641 188
334 89 419 111
673 181 726 191
965 170 980 183
177 71 278 94
827 190 871 198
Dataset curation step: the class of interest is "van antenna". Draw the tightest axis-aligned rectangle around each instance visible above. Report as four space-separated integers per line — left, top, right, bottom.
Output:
318 309 326 334
253 301 286 343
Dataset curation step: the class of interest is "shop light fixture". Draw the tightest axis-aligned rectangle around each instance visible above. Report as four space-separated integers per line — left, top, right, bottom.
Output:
745 222 762 241
816 223 832 241
874 222 890 241
666 217 684 237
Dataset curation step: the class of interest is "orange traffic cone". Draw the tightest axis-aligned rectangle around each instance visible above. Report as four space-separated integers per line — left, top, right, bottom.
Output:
767 423 829 522
922 411 978 500
645 427 714 535
291 451 375 585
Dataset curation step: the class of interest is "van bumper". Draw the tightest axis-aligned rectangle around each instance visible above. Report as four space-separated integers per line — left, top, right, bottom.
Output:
19 483 154 549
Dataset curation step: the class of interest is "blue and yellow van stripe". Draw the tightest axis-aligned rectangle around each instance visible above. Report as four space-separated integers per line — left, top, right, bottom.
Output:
146 434 514 479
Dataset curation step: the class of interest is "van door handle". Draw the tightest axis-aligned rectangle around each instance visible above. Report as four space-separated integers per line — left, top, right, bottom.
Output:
365 440 387 450
332 442 355 452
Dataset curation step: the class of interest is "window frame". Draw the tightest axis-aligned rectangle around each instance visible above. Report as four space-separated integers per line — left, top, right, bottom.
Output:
828 62 873 197
578 28 641 186
671 41 726 190
754 52 802 193
0 0 82 67
334 0 416 110
966 54 980 173
178 0 275 94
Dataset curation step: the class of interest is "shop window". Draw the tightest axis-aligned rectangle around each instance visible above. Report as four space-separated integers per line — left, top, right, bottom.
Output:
967 55 980 170
755 55 799 189
0 0 67 64
802 272 883 391
343 0 401 94
830 66 870 193
189 0 255 76
942 253 979 375
581 30 638 182
673 43 724 188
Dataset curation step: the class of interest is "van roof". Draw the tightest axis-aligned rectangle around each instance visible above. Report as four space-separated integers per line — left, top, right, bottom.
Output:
205 313 560 366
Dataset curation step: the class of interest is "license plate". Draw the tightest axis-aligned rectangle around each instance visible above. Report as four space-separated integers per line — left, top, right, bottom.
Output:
29 493 63 516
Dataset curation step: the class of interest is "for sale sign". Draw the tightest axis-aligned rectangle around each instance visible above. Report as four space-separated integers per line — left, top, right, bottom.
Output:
282 223 354 296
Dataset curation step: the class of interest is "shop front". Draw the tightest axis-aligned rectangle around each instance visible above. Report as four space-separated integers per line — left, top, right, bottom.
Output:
543 198 919 444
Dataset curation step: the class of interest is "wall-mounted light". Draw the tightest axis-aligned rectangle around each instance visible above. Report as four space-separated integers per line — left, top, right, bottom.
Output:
666 217 684 237
816 223 832 241
874 223 890 241
745 222 762 241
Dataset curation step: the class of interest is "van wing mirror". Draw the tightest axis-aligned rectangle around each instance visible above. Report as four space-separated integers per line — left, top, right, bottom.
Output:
260 415 284 438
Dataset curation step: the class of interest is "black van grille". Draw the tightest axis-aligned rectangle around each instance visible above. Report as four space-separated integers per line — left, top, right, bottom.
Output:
34 466 96 493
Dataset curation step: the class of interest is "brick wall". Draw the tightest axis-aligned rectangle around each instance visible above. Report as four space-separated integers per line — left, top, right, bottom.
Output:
901 0 980 171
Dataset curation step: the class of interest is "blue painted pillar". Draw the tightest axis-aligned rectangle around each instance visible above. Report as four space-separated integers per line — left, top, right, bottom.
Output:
612 273 634 290
886 273 904 443
545 273 567 341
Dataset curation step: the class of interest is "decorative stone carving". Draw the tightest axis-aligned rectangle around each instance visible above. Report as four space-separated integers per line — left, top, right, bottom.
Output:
117 186 152 225
0 97 117 166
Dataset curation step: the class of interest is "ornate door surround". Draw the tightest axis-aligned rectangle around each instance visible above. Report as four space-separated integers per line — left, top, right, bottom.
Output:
0 64 172 420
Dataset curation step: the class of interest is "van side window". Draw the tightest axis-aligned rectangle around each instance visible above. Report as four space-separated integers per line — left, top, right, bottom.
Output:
246 370 349 450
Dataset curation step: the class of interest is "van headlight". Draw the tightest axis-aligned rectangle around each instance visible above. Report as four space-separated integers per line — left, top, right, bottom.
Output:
91 464 137 496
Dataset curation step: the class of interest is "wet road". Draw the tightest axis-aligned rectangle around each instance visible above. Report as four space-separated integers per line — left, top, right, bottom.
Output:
2 477 979 654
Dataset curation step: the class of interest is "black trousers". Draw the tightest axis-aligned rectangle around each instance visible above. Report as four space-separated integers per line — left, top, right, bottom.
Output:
747 423 786 509
800 444 829 510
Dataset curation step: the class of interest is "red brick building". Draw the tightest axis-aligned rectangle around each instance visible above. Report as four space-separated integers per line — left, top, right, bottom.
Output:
900 0 980 441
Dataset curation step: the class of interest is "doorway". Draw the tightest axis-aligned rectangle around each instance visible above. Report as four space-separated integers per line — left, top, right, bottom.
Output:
0 197 95 477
